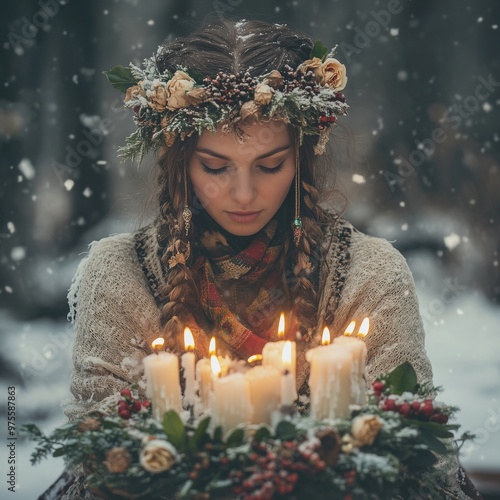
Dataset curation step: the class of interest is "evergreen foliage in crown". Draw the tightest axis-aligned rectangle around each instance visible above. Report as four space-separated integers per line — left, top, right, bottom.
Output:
104 41 349 164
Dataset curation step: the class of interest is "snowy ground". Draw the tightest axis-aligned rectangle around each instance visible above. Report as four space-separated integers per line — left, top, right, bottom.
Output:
1 253 499 499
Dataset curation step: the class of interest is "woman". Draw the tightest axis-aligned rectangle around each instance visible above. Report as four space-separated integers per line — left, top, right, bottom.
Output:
42 17 479 500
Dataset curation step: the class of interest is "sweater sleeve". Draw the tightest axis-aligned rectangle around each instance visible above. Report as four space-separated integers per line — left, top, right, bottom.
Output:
330 229 433 386
61 233 162 421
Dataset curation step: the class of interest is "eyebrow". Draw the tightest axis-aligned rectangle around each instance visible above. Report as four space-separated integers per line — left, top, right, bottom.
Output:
195 144 292 160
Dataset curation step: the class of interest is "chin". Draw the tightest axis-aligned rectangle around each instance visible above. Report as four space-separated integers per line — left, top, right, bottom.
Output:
224 223 264 237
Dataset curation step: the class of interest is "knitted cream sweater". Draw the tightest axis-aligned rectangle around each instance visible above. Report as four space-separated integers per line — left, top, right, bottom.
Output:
55 216 470 499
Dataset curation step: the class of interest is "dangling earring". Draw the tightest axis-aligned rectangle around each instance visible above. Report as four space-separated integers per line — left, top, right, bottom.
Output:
167 165 192 268
182 165 192 237
292 142 303 248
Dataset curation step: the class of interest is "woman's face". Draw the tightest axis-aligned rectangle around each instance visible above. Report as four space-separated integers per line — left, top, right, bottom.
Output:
188 120 296 236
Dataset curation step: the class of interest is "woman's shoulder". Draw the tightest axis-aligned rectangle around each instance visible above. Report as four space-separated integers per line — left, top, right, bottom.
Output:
321 213 414 295
84 231 139 264
322 212 409 269
349 225 410 272
67 228 155 323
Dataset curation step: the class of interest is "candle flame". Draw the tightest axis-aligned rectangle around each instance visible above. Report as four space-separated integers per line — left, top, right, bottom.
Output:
344 321 356 337
184 327 194 351
278 313 285 339
282 340 292 364
209 337 216 356
211 354 221 377
152 337 165 352
321 326 331 345
247 354 263 364
357 317 370 337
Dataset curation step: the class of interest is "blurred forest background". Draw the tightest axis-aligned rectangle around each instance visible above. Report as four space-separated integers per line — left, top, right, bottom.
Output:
0 0 499 498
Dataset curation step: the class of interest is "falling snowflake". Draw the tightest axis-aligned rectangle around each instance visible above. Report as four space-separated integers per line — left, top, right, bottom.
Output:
11 247 26 261
443 233 460 250
397 70 408 81
18 158 36 180
352 174 366 184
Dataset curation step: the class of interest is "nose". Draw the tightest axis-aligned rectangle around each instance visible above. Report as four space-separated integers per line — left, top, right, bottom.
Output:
229 169 257 206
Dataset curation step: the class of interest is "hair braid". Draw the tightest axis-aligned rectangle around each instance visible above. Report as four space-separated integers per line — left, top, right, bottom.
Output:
155 143 201 353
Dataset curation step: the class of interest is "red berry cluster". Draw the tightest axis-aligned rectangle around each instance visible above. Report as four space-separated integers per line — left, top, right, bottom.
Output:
232 439 326 500
372 381 449 423
116 388 150 419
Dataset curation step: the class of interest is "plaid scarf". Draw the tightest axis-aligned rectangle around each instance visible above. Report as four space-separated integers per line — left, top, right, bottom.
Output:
191 218 297 360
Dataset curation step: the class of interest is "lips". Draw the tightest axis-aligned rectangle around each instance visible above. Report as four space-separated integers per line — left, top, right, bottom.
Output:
226 211 262 223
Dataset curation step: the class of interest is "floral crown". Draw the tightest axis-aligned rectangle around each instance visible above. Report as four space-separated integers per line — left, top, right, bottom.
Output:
104 41 349 164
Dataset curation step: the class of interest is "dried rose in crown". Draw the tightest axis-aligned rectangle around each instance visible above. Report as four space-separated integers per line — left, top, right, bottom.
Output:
165 70 196 110
253 83 274 105
263 70 284 89
298 57 324 82
321 58 347 91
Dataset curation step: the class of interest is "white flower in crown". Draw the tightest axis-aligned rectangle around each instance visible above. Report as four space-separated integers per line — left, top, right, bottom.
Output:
165 70 196 110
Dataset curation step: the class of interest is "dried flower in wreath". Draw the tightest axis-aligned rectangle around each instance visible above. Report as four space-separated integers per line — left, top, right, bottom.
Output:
351 414 383 447
140 439 178 473
103 40 349 165
104 447 132 474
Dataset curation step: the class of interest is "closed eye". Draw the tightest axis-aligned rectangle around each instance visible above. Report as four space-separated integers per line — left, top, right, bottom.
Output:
201 161 285 175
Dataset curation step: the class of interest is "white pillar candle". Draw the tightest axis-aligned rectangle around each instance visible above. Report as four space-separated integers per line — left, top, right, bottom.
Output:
262 341 296 377
262 313 296 377
306 344 352 420
333 335 367 405
143 351 182 421
181 328 196 408
245 365 281 425
211 361 252 435
218 355 231 377
196 358 212 408
280 341 297 406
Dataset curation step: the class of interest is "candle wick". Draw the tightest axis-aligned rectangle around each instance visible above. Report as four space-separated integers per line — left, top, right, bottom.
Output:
283 369 290 376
